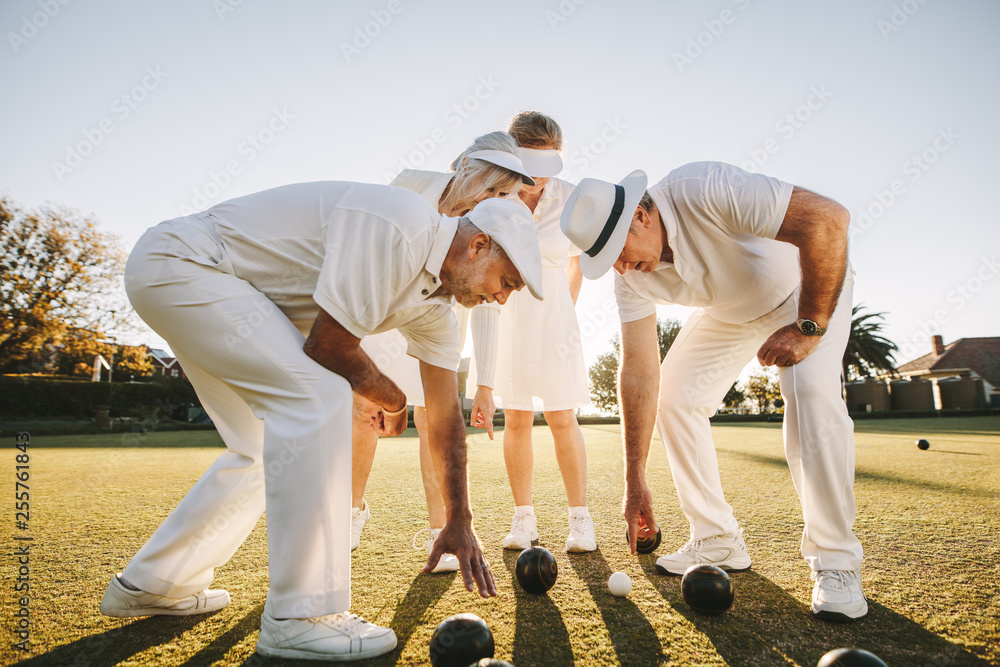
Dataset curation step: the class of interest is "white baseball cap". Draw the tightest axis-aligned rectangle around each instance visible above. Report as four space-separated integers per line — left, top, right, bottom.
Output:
559 170 648 279
465 150 536 186
465 198 544 300
517 147 564 178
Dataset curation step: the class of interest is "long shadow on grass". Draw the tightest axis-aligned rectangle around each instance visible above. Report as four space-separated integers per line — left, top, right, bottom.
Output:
719 448 994 499
178 602 264 666
641 563 992 666
566 548 665 666
14 613 217 666
367 570 456 666
502 549 574 665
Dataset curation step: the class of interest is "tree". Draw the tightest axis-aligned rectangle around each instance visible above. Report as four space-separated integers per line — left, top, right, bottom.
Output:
842 304 898 382
1 197 131 374
588 350 620 414
52 331 154 380
741 369 782 413
722 382 745 411
588 318 683 415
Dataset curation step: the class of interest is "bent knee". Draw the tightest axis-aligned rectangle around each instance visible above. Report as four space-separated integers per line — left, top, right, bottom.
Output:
542 409 578 430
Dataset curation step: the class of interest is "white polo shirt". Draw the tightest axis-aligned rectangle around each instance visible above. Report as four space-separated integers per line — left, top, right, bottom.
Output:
205 181 460 370
615 161 800 325
390 169 503 387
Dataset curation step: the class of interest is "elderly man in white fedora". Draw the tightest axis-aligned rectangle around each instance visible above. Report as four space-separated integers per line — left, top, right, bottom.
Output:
98 183 543 662
560 161 866 622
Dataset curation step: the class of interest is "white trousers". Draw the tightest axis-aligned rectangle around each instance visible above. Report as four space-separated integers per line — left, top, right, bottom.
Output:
120 216 352 619
655 276 862 571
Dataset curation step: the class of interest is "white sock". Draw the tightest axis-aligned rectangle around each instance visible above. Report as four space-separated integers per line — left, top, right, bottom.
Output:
569 506 590 520
514 505 534 516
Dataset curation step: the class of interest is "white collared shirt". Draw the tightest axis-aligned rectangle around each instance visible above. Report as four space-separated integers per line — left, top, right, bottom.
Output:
390 169 503 386
205 181 460 369
615 162 800 325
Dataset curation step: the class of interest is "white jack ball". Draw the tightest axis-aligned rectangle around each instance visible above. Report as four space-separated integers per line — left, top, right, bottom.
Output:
608 571 632 597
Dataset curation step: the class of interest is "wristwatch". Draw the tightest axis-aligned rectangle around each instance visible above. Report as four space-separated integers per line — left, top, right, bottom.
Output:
795 317 827 336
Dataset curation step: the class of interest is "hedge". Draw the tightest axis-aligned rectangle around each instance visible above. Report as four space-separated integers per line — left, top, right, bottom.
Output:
0 376 200 421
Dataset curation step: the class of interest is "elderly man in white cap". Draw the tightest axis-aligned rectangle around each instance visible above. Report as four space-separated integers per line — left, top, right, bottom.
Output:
98 183 544 661
560 161 866 622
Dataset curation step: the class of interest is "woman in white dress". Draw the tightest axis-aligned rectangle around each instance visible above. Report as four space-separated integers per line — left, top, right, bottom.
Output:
495 112 595 553
351 131 534 571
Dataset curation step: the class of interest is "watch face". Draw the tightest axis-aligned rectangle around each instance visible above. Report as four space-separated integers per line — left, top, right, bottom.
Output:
800 319 817 335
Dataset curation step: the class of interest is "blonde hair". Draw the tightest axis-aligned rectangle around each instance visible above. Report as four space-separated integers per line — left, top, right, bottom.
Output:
446 131 524 205
508 111 563 150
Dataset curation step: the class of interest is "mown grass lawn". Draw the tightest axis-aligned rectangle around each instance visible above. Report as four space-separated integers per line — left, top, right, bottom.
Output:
2 416 998 666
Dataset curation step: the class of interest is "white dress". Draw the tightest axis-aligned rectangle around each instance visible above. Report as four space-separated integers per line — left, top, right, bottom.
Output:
490 177 590 411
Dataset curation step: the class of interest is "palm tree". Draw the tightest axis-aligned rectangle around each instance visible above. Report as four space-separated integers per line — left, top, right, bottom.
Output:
842 305 898 381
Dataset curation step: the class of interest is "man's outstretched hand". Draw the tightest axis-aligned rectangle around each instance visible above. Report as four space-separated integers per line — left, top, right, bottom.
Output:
425 520 497 598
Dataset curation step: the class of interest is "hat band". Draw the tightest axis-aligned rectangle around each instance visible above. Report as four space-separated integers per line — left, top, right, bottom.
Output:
585 184 625 258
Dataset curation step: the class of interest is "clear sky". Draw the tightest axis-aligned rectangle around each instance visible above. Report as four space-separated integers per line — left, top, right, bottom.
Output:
2 0 998 376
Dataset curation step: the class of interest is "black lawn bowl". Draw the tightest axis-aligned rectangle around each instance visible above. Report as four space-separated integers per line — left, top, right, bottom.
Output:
681 564 734 614
515 546 558 594
817 647 887 666
629 526 662 554
429 613 495 667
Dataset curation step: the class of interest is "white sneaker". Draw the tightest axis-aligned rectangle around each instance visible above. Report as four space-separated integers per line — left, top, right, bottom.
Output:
502 512 538 550
654 528 752 575
565 514 597 553
350 500 370 551
256 611 397 661
414 528 460 573
811 569 868 621
99 574 230 617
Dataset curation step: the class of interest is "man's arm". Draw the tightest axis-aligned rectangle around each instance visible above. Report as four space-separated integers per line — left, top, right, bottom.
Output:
566 255 583 305
419 360 497 597
758 187 850 367
619 313 661 553
303 308 407 436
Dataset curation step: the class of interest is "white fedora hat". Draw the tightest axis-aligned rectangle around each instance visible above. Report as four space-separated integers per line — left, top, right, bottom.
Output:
466 198 544 300
517 147 563 178
465 149 535 186
560 170 647 279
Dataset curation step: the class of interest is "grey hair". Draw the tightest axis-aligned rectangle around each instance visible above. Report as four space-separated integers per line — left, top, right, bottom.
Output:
457 218 510 261
629 191 655 234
